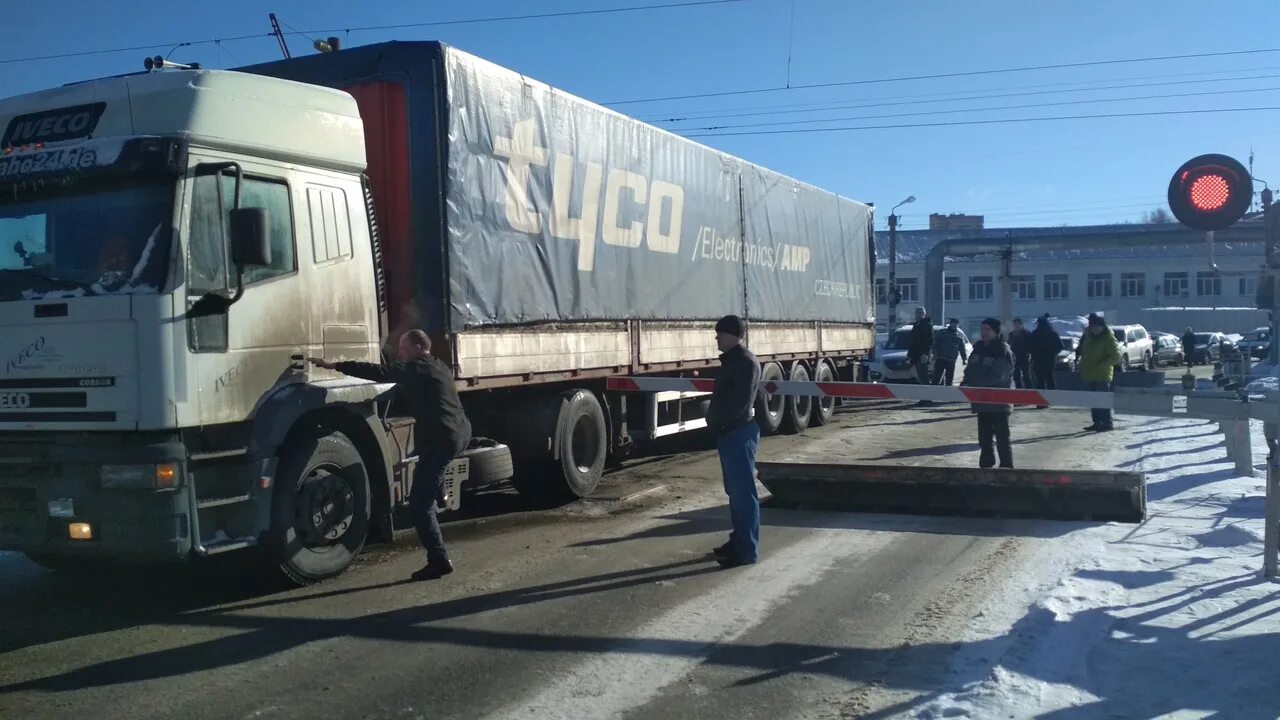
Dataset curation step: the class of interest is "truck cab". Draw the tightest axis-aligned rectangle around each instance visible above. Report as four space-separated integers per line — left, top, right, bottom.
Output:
0 68 426 581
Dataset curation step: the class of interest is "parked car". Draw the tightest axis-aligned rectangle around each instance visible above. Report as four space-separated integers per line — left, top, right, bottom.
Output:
1111 324 1155 370
1239 327 1271 359
1153 335 1185 367
1186 332 1226 364
1056 333 1081 372
866 325 971 384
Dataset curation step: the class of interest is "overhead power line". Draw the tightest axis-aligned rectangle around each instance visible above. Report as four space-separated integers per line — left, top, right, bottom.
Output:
606 46 1280 106
678 85 1280 132
0 0 747 66
650 72 1280 124
683 105 1280 138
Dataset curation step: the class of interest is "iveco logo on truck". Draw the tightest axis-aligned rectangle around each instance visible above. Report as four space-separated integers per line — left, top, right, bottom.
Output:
0 392 31 409
6 336 45 373
494 119 685 272
2 102 106 146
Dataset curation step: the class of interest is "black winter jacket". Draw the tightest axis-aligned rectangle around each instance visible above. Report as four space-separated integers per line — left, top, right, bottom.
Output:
962 338 1015 414
336 357 472 451
707 344 762 435
908 317 934 362
1030 323 1063 364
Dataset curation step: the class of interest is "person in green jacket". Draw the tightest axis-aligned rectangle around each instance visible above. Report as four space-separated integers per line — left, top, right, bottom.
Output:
1078 313 1122 432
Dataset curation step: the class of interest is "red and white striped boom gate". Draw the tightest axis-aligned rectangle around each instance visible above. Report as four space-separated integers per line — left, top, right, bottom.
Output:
606 376 1114 410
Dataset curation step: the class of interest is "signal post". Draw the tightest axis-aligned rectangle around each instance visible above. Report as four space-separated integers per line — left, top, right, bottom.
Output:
1168 153 1279 579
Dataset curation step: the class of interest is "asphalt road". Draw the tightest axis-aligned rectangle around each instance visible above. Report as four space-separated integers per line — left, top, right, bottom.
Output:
0 382 1199 720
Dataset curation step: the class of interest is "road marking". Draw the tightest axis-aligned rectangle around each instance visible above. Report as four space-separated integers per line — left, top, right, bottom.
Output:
483 527 892 720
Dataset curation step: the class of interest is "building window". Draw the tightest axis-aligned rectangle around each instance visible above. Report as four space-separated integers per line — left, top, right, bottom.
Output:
1164 272 1189 299
896 277 919 304
1241 276 1258 297
1044 274 1069 300
944 276 962 302
1011 275 1036 300
1196 271 1222 297
969 276 993 301
1087 273 1113 298
875 278 887 304
1121 272 1145 297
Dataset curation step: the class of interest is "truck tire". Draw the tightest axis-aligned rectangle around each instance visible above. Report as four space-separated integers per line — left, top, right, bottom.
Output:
269 428 370 585
461 438 514 487
513 390 607 502
812 360 837 426
781 362 812 434
756 362 785 436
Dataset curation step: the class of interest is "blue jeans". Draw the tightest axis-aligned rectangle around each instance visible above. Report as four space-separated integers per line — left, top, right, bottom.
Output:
1089 381 1113 428
717 421 761 562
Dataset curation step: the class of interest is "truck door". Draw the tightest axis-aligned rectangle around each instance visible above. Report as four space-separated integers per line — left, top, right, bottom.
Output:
184 156 310 425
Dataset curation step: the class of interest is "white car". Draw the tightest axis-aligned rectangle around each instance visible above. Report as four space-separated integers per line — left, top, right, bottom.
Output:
866 325 971 384
1111 324 1155 371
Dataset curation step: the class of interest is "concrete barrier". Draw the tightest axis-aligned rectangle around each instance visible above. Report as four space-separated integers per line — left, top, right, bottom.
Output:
758 462 1146 523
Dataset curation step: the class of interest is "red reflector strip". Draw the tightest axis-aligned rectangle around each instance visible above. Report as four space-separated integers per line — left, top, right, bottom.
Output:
959 388 1048 406
816 382 894 399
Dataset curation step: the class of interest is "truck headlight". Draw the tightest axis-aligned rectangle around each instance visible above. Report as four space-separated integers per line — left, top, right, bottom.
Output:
100 463 178 489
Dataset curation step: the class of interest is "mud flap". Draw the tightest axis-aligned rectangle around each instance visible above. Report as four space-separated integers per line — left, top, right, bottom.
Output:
758 462 1146 523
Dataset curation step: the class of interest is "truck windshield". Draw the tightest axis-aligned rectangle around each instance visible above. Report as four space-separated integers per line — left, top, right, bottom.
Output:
0 183 172 302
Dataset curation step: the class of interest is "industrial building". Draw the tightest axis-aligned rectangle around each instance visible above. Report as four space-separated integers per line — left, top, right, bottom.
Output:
874 219 1269 338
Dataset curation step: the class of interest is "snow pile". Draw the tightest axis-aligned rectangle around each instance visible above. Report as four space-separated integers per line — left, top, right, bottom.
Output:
913 419 1279 719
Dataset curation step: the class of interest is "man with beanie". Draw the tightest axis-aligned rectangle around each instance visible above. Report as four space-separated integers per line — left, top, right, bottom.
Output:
961 318 1015 469
1030 314 1063 396
932 318 970 386
1079 313 1122 432
707 315 763 568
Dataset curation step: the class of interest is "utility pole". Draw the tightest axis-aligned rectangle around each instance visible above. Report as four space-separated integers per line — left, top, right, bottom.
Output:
999 233 1014 331
1263 187 1280 579
887 195 916 329
269 13 291 59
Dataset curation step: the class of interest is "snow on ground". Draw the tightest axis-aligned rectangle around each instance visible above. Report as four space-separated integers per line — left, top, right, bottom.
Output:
906 417 1280 719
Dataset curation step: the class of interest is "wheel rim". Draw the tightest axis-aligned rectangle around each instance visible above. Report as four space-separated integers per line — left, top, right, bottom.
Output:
794 368 812 417
816 365 835 415
763 365 784 420
571 412 602 474
295 464 356 549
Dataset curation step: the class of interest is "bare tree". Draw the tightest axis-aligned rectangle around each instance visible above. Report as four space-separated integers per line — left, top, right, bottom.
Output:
1141 208 1174 224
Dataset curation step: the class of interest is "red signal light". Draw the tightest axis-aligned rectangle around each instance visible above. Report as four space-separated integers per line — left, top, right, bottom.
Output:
1168 154 1253 231
1189 174 1230 212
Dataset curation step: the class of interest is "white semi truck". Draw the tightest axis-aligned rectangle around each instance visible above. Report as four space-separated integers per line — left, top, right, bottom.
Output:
0 43 874 582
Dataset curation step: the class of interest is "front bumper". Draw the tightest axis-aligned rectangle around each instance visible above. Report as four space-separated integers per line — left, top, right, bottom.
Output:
0 434 193 562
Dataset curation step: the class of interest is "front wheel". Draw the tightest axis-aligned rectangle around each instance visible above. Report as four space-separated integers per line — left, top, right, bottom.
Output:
1121 354 1131 372
1144 352 1154 370
269 427 370 585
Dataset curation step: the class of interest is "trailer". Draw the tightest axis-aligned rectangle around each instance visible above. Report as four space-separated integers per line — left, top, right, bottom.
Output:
0 42 873 582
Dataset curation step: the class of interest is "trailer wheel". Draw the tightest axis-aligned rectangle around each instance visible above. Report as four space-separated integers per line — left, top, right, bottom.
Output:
756 362 785 436
812 360 837 426
781 362 812 434
269 427 370 585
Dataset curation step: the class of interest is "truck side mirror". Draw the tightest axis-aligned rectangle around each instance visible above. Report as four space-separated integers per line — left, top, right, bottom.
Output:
230 208 271 268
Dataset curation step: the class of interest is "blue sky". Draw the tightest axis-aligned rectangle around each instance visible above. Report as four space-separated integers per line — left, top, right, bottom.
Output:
2 0 1277 230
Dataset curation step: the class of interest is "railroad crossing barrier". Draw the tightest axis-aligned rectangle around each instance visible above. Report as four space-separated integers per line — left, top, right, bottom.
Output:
607 375 1280 529
756 462 1145 523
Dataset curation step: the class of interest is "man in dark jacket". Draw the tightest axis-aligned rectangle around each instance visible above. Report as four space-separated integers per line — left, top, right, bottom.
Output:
707 315 762 568
1030 314 1063 392
932 318 970 386
310 329 472 581
907 307 935 404
1008 318 1031 389
1181 327 1197 367
961 318 1015 469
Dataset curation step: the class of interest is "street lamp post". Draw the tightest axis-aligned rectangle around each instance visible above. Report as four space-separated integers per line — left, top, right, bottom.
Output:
887 195 916 329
